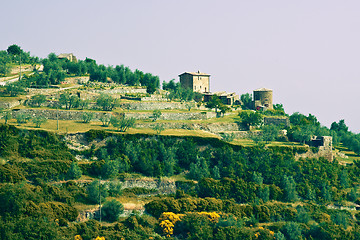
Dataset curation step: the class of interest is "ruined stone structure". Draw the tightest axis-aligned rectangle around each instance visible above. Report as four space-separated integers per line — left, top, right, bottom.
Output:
297 136 334 161
310 136 333 152
204 91 239 105
253 88 273 110
57 53 77 62
179 71 210 93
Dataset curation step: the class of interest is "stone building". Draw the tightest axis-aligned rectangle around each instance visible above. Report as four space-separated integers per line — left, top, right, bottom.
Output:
309 136 333 161
57 53 77 62
253 88 273 110
204 91 239 105
179 71 210 93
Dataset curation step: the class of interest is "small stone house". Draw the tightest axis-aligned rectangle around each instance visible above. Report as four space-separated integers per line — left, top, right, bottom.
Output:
179 71 210 93
204 91 239 105
57 53 77 63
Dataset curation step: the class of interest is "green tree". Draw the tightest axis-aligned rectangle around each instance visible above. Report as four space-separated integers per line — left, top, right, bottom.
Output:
66 161 82 180
240 93 253 110
205 95 226 117
188 157 210 181
296 206 310 224
262 124 279 143
32 115 47 128
101 159 120 179
259 185 270 202
82 112 94 123
87 180 108 204
99 114 111 127
0 62 11 76
7 44 21 58
306 185 316 201
96 93 118 111
29 94 47 107
110 115 135 132
321 182 332 202
0 109 11 124
252 171 264 185
78 99 90 110
221 133 235 142
5 82 25 96
330 119 348 133
16 113 31 124
7 44 23 79
348 187 358 201
273 103 284 111
163 79 177 91
282 222 303 240
150 110 162 121
339 169 349 189
59 93 79 110
186 102 195 111
283 175 298 202
332 211 348 228
108 182 123 197
238 111 263 130
274 231 286 240
219 104 230 117
292 125 315 144
102 199 124 222
153 123 165 134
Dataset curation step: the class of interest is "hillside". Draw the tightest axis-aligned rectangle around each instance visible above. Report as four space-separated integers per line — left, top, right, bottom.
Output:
1 46 360 239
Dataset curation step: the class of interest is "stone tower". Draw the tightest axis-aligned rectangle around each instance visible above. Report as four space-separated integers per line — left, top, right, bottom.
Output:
179 71 210 93
253 88 273 110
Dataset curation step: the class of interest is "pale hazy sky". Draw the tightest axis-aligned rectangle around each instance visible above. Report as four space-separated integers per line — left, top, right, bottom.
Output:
1 0 359 132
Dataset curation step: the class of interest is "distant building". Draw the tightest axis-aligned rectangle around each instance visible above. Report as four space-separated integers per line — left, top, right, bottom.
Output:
309 136 333 161
57 53 77 63
253 88 273 110
204 91 239 105
179 71 210 93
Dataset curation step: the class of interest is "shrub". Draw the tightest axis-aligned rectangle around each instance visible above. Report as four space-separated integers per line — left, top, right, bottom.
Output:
102 199 124 222
87 180 108 204
82 112 94 123
32 115 47 128
66 162 82 180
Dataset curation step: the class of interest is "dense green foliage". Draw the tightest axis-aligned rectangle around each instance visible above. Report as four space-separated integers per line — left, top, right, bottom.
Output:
1 120 360 238
163 79 203 102
0 46 160 96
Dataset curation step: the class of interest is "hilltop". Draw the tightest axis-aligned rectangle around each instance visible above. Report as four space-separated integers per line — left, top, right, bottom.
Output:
1 45 360 239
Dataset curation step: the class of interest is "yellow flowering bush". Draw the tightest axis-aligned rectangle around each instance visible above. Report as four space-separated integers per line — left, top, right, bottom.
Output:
74 235 83 240
159 212 183 237
254 226 275 239
158 211 221 237
197 212 220 223
94 237 105 240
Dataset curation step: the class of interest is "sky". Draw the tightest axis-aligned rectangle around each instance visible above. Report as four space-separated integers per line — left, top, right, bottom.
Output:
1 0 359 132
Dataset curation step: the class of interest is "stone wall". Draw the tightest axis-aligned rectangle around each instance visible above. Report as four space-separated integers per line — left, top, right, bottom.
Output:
119 102 188 110
0 100 21 109
95 87 147 94
264 117 290 127
126 111 216 120
10 108 218 121
11 109 113 121
135 122 240 133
